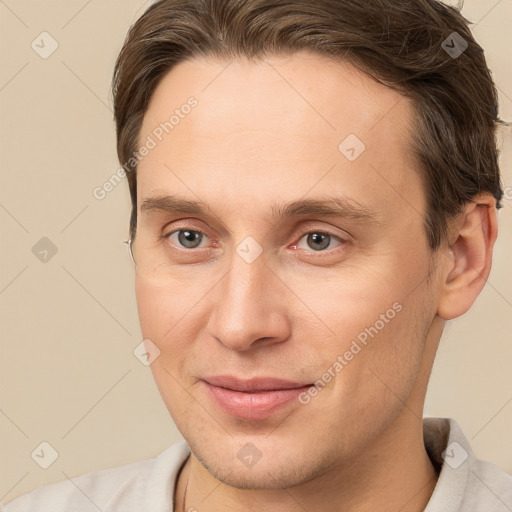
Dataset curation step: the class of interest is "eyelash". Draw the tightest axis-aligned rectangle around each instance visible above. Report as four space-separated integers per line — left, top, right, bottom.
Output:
161 227 348 255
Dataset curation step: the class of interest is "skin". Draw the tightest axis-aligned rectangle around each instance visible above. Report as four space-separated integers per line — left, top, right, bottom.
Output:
133 52 498 512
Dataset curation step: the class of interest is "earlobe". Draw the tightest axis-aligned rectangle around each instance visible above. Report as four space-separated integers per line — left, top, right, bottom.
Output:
437 194 498 320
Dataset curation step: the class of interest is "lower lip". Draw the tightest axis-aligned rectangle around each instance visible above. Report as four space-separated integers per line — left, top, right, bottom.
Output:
203 381 312 420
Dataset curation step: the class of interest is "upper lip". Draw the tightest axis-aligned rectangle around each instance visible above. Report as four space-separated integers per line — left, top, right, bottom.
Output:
203 375 312 392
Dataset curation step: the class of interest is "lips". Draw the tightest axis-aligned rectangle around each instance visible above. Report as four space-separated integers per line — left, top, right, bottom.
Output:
203 375 311 392
201 375 313 420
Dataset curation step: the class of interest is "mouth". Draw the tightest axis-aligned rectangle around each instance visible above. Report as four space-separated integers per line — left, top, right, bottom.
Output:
201 375 313 420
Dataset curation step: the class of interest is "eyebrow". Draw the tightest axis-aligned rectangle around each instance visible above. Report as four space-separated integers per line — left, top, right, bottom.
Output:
140 194 382 225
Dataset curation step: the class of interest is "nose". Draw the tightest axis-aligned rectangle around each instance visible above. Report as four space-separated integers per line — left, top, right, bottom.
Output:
206 249 291 352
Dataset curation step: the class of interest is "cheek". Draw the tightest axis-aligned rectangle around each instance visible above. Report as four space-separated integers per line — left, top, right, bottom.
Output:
135 274 205 340
337 279 433 410
135 277 192 385
135 274 211 383
290 262 432 398
135 277 166 339
282 264 404 340
135 277 199 417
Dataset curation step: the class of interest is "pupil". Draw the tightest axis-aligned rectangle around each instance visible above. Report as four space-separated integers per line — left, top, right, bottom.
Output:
179 230 201 248
308 233 329 251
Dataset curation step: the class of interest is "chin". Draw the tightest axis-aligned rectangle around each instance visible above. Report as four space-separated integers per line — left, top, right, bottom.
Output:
188 432 338 491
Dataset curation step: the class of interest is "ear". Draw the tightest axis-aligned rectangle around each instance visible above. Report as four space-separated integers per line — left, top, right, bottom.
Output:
437 193 499 320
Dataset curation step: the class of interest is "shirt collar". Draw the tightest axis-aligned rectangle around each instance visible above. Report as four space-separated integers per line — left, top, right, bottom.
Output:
423 417 472 511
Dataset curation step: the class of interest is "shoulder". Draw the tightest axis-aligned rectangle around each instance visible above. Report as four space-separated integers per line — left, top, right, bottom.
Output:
1 441 190 512
1 459 151 512
423 417 512 512
466 457 512 511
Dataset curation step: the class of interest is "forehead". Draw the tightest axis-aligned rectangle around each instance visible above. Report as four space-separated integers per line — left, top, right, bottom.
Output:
137 52 424 224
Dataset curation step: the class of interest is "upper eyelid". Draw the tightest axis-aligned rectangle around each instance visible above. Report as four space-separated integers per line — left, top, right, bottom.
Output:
163 217 351 238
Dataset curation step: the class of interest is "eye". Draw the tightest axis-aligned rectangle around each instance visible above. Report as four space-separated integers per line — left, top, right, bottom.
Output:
165 229 209 249
162 228 346 254
294 231 345 252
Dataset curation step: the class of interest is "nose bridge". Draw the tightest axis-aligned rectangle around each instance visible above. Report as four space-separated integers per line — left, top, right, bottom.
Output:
223 250 270 326
209 247 288 351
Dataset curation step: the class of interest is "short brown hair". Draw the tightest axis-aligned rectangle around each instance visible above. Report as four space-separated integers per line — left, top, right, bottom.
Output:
112 0 504 249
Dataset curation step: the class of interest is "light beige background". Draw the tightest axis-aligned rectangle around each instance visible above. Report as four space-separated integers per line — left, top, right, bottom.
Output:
1 0 511 502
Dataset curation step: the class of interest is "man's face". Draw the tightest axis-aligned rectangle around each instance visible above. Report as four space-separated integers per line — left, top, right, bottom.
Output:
134 52 441 488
